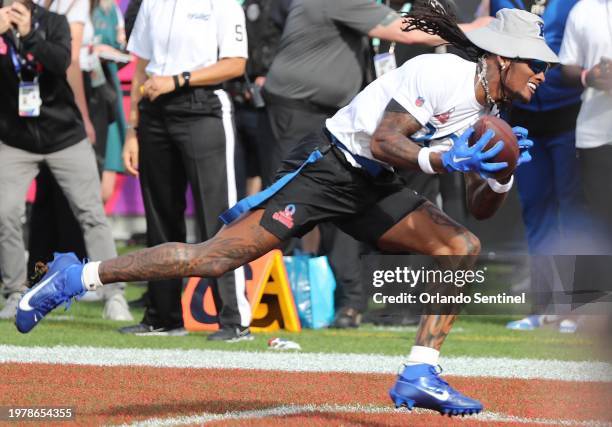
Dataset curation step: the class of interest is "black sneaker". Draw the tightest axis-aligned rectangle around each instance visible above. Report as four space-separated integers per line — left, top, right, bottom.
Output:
118 323 188 336
362 307 420 326
207 325 254 342
331 307 362 329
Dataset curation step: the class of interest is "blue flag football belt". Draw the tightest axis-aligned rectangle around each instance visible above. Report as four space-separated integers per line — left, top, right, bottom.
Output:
219 149 323 224
219 128 385 225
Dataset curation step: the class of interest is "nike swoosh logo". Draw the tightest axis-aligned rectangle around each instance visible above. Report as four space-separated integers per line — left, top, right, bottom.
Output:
452 156 471 163
18 272 59 311
419 388 450 401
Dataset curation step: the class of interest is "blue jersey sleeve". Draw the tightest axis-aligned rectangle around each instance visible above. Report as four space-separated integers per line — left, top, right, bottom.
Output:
490 0 524 15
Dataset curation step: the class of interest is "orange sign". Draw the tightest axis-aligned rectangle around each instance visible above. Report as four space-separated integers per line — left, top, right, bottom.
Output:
181 250 301 333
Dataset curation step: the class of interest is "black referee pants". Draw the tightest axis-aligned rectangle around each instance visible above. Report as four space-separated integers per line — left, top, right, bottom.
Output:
138 88 251 328
265 98 365 312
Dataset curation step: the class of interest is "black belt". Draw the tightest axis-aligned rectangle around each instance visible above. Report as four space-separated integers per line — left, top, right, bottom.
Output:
144 85 224 104
188 84 223 92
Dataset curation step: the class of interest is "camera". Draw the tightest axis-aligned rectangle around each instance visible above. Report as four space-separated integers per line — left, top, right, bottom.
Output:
248 82 265 109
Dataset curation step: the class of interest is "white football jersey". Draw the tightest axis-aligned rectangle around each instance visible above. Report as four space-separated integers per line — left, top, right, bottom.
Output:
326 54 489 167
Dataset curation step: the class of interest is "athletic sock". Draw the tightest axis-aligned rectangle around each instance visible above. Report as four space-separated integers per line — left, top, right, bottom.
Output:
542 315 559 324
406 345 440 366
81 261 103 291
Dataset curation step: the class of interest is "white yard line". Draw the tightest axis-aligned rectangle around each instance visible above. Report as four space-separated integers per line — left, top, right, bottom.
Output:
0 345 610 382
112 404 612 427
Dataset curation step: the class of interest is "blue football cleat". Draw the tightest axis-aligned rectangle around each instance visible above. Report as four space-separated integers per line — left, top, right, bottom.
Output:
389 364 483 416
15 252 86 333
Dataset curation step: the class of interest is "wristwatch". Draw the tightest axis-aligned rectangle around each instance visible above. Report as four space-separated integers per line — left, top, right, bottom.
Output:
182 71 191 88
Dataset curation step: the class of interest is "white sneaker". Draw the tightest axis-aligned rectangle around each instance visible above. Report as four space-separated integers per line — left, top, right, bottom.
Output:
0 293 21 319
103 294 134 321
79 290 103 302
559 319 577 334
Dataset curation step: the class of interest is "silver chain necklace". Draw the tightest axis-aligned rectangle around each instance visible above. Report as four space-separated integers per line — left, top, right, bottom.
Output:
478 57 497 110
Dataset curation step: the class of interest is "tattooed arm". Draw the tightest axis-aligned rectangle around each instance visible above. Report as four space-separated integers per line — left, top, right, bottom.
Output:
464 172 510 220
370 106 446 173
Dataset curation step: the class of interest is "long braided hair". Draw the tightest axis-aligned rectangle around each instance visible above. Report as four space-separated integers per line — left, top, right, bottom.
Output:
403 0 509 109
402 0 486 63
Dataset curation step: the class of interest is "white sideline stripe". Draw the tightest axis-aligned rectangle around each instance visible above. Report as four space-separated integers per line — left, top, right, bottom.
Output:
214 88 251 327
114 404 612 427
0 345 610 382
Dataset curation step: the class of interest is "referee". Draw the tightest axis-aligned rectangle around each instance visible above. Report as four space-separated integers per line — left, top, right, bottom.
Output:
121 0 252 341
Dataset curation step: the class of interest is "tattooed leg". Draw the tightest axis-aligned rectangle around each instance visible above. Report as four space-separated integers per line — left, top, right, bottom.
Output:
377 202 481 258
376 201 481 351
414 314 457 350
98 210 280 284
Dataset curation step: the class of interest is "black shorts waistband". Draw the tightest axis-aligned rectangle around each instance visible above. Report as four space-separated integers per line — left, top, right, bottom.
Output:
323 127 385 177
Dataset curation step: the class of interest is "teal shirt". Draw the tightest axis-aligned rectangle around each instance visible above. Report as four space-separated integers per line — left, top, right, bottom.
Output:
93 4 127 173
93 5 122 49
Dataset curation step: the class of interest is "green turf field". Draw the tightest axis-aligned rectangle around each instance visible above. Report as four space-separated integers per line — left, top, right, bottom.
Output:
0 281 604 362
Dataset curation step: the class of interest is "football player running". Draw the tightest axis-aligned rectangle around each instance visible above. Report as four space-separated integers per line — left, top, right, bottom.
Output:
15 2 554 416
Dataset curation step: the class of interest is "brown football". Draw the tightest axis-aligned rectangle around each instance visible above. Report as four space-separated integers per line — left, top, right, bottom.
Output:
468 116 519 180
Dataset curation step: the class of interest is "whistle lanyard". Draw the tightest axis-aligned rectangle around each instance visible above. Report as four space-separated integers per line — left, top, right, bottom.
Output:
8 39 23 79
6 35 37 83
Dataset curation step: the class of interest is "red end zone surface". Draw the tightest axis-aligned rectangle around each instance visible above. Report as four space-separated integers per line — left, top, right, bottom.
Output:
2 363 611 426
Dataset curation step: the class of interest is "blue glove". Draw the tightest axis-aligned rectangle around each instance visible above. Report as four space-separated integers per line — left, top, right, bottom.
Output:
441 127 508 175
512 126 534 166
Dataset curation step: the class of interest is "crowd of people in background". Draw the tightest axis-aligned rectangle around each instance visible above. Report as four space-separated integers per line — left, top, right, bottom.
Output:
0 0 132 321
0 0 610 338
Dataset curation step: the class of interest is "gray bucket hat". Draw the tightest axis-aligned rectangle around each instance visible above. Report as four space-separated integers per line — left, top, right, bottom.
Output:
465 8 559 63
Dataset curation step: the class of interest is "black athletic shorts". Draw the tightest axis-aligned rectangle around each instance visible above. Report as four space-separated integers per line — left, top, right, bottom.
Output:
259 132 427 246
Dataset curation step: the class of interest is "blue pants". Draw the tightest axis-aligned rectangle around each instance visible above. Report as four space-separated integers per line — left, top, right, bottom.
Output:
515 130 585 254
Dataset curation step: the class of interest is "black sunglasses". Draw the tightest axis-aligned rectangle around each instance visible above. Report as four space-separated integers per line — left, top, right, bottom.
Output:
520 59 550 75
